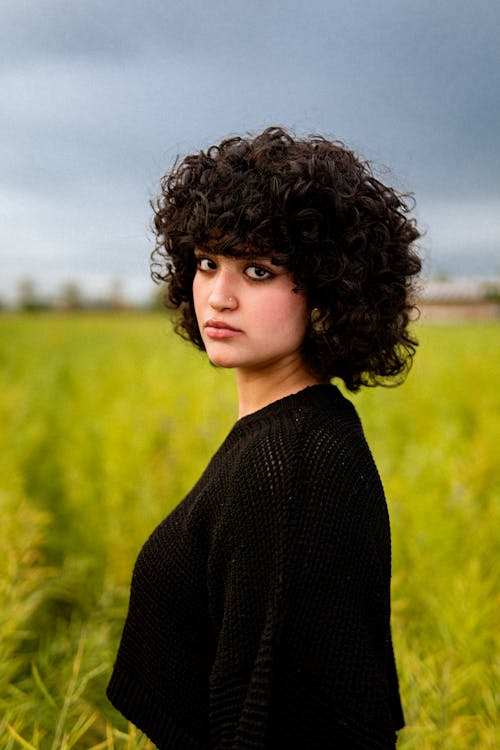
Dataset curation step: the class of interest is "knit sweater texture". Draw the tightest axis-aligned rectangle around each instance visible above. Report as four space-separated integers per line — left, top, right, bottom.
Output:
107 384 404 749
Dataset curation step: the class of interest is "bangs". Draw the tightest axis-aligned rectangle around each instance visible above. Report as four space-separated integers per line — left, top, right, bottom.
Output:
198 232 289 267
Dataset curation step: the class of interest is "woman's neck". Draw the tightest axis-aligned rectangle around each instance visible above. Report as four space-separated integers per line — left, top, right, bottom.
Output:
235 360 322 418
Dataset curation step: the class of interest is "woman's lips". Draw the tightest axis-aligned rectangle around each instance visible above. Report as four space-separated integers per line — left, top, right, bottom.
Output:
204 319 242 339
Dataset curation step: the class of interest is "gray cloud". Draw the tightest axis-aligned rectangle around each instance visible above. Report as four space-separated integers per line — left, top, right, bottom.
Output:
1 0 499 302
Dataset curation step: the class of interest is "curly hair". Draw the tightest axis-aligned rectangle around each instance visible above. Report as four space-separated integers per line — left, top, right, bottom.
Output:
151 126 421 391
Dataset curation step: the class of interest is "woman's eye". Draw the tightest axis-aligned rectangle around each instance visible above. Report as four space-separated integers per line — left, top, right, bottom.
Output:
197 257 216 272
245 265 273 280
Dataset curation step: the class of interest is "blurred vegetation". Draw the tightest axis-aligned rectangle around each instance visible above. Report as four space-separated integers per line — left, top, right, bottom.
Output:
12 278 160 313
0 314 498 749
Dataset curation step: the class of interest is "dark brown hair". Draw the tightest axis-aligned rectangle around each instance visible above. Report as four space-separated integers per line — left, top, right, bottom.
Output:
151 126 421 391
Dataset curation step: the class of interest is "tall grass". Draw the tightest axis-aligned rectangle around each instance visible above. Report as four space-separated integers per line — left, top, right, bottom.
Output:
0 314 498 748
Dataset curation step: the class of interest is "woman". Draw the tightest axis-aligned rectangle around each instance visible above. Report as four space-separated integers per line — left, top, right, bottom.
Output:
107 127 421 748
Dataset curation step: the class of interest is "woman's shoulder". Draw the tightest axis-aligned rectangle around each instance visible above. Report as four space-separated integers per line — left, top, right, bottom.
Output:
210 385 386 547
218 385 378 502
174 384 379 534
229 384 367 463
232 385 360 439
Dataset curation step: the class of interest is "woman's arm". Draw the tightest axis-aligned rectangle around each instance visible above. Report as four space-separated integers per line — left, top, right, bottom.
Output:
207 427 400 749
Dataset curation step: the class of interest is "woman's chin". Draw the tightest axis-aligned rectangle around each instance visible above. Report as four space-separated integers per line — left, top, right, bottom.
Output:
206 353 238 369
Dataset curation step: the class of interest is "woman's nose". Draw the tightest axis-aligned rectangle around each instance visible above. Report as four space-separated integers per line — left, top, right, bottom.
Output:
208 271 238 311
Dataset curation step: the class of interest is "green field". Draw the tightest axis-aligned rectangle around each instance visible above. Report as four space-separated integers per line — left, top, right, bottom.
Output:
1 314 498 749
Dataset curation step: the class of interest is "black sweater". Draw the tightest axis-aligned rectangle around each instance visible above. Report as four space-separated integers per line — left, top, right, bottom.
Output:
107 385 404 749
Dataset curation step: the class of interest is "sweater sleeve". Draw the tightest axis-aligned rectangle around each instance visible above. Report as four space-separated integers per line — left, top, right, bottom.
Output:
207 426 401 750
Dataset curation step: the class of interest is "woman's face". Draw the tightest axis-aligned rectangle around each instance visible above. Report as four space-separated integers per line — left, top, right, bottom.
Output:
192 251 309 376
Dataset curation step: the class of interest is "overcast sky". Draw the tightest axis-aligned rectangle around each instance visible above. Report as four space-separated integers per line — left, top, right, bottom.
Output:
1 0 499 303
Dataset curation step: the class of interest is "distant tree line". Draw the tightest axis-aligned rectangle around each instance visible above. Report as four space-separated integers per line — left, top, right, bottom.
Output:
5 278 168 312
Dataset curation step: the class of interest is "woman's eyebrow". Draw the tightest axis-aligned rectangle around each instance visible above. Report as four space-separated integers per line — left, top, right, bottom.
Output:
193 249 287 270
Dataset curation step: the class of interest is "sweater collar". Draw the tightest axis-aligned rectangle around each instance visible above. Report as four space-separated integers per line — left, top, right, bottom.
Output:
230 383 343 434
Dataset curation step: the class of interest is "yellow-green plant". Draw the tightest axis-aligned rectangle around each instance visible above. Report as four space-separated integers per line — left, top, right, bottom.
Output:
0 314 498 748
